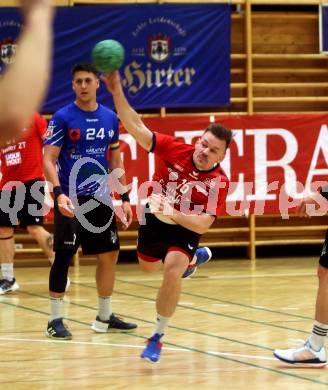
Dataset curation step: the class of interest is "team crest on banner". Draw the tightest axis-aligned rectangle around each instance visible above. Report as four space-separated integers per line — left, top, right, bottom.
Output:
148 34 170 62
0 13 23 73
0 40 17 64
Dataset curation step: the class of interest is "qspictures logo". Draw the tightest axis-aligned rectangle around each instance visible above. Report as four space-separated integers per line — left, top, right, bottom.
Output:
0 19 22 73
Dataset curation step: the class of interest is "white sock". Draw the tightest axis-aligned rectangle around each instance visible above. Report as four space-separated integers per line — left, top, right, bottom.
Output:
309 320 328 351
154 313 170 336
1 263 14 281
49 298 64 322
98 296 112 321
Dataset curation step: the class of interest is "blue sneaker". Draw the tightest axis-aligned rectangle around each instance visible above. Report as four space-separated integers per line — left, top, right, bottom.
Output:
140 333 163 363
182 247 212 279
46 318 72 340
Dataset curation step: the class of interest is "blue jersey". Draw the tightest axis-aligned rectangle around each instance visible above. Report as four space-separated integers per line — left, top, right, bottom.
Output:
44 102 120 197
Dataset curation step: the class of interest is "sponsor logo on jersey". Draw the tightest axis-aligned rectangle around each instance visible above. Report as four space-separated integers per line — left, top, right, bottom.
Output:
86 118 99 122
5 152 21 166
86 146 107 155
45 122 55 139
68 128 81 141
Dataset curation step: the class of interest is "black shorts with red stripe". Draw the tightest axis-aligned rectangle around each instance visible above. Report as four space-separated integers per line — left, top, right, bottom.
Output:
137 208 201 263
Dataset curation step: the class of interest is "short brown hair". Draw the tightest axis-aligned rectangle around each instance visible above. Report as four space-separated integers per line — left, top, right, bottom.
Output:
204 123 233 149
71 63 98 78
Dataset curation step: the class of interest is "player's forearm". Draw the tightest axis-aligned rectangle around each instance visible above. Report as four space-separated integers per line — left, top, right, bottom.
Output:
109 156 129 195
112 90 152 151
171 209 213 234
43 157 61 189
0 5 53 138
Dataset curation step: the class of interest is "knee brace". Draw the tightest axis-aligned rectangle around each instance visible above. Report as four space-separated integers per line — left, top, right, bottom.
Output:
49 250 74 293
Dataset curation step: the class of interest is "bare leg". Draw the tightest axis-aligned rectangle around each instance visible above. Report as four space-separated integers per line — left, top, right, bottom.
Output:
315 265 328 324
156 251 189 317
138 257 163 273
26 225 54 260
96 251 119 296
0 227 15 268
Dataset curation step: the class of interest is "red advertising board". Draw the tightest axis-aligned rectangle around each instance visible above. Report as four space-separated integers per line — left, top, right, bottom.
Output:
117 114 328 217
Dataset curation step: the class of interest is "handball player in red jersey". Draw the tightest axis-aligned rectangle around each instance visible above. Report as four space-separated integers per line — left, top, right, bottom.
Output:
102 71 232 363
0 113 56 294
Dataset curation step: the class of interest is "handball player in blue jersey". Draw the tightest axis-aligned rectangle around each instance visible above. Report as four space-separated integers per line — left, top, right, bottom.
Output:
43 63 137 339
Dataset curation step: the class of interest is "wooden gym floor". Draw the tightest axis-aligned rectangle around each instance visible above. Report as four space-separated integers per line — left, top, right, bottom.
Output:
0 256 327 389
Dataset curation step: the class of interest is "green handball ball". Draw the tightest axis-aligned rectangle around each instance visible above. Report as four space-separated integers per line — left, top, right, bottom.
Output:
91 39 125 73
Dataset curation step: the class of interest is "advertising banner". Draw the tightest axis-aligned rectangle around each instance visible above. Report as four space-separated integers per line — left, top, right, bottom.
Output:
118 114 328 217
0 4 231 111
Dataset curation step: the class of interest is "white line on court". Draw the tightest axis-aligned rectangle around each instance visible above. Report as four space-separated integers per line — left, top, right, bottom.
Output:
0 336 187 352
207 351 276 361
207 272 314 280
0 336 275 362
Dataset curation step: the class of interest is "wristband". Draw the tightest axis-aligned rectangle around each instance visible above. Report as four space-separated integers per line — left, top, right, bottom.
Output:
121 192 130 202
53 186 63 200
320 185 328 201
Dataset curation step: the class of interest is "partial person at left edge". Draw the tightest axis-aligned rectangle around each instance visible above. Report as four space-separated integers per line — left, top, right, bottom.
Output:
0 0 54 145
0 112 56 295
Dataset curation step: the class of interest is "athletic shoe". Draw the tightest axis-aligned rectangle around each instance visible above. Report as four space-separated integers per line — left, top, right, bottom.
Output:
140 333 163 363
0 278 19 295
91 314 137 333
273 341 327 367
65 276 71 291
182 247 212 279
46 318 72 340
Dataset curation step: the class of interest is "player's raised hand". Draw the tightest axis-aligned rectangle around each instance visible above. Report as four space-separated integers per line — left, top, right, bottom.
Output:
100 71 122 95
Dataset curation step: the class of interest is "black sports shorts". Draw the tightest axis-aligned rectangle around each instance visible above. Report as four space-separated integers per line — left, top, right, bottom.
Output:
53 196 120 255
0 179 45 228
137 207 201 263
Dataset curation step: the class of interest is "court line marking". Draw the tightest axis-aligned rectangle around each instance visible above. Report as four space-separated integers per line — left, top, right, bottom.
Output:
207 351 276 361
16 284 311 342
2 292 276 354
0 336 278 362
19 272 315 286
0 336 187 352
1 296 328 386
115 278 315 321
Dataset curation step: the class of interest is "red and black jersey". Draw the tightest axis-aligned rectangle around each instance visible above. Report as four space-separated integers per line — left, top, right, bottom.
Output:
0 113 47 189
150 132 229 217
